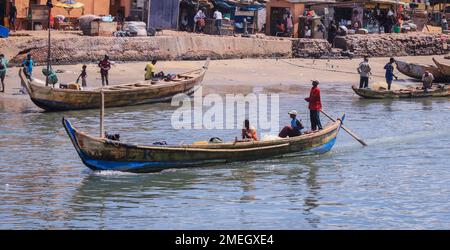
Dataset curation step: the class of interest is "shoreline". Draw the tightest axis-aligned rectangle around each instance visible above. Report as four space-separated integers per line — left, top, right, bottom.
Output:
0 56 438 103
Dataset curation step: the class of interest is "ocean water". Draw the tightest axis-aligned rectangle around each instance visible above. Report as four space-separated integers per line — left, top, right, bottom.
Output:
0 83 449 229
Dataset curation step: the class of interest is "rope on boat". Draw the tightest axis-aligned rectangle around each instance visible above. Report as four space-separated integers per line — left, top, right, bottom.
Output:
278 59 385 78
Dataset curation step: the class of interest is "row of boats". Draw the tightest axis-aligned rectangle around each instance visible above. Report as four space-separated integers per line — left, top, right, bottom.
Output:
352 59 450 99
19 58 449 173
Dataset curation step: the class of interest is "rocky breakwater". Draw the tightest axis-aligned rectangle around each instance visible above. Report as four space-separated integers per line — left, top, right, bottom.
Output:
292 38 343 59
0 33 292 65
343 32 450 57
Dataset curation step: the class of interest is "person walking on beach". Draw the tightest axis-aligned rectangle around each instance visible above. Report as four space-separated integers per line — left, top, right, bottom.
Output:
0 54 8 93
194 8 206 33
213 9 223 35
145 59 157 80
20 53 34 94
9 2 17 32
76 65 88 87
98 55 111 86
357 56 371 89
384 57 398 90
422 71 434 93
305 80 323 131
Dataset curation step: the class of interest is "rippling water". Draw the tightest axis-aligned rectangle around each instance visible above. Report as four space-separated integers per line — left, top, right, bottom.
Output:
0 83 449 229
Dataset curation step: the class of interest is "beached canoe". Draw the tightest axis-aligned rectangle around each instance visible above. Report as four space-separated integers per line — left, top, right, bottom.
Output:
432 57 450 76
63 117 344 173
351 85 450 99
20 59 209 111
395 60 449 83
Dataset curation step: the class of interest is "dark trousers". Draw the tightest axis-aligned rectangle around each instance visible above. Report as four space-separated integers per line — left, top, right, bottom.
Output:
386 78 393 90
278 126 301 138
0 71 5 92
215 19 222 35
310 110 323 131
101 72 109 86
359 76 369 89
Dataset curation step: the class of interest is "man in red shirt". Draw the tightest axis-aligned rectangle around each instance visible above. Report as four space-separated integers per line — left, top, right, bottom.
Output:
305 80 323 131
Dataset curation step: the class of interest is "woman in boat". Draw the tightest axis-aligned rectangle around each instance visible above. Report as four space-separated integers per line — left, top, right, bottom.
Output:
242 119 258 141
278 110 304 138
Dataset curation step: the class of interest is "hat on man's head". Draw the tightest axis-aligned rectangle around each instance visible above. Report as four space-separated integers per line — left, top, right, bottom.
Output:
288 110 298 115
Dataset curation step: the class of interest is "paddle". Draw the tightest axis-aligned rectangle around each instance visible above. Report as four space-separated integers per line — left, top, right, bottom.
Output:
320 110 368 147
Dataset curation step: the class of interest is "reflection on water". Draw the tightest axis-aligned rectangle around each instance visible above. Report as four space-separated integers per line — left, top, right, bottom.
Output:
0 85 450 229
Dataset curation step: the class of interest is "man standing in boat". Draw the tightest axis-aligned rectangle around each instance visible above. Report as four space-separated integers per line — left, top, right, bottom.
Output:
305 80 323 131
357 56 372 89
384 58 398 91
422 71 434 93
98 55 111 86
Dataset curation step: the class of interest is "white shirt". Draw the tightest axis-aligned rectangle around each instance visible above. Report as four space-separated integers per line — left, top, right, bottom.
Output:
194 10 205 22
214 11 222 20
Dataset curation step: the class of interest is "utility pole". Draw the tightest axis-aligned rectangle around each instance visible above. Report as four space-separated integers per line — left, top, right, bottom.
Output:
45 0 53 87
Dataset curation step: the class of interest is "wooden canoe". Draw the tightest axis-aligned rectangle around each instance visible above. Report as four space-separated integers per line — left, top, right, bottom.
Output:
63 116 344 173
395 60 449 83
432 57 450 76
20 59 209 111
351 85 450 99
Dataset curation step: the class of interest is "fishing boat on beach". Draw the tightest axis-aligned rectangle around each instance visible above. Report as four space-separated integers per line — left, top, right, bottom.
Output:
395 60 448 83
432 57 450 76
19 59 209 111
351 85 450 99
62 116 344 173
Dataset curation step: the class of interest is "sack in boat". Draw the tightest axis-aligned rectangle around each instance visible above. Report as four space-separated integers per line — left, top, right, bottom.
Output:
105 132 120 141
153 141 167 145
164 74 176 81
209 137 223 144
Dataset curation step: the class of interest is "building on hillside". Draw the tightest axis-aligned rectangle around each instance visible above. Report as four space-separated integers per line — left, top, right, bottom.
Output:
265 0 336 38
0 0 111 29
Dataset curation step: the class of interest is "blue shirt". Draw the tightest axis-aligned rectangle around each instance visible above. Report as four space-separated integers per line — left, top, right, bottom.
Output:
22 59 34 75
291 118 300 130
0 58 8 73
384 63 394 79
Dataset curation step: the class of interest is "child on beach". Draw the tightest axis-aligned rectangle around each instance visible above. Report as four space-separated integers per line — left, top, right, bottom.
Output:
76 65 88 87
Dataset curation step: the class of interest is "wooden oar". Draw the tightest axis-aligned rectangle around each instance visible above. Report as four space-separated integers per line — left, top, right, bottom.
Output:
320 110 368 147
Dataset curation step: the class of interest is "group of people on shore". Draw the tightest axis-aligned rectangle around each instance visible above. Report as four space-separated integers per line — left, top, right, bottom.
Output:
0 52 169 93
181 8 223 35
241 80 323 141
357 56 434 92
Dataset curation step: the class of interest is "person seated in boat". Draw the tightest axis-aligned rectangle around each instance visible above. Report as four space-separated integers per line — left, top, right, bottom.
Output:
242 119 258 141
422 71 434 93
145 59 157 80
278 110 304 138
384 58 398 91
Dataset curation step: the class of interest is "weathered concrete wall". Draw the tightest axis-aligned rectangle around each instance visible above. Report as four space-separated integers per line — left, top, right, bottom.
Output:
1 35 292 65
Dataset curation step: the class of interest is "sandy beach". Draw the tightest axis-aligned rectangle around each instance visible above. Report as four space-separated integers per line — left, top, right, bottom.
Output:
0 55 444 103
